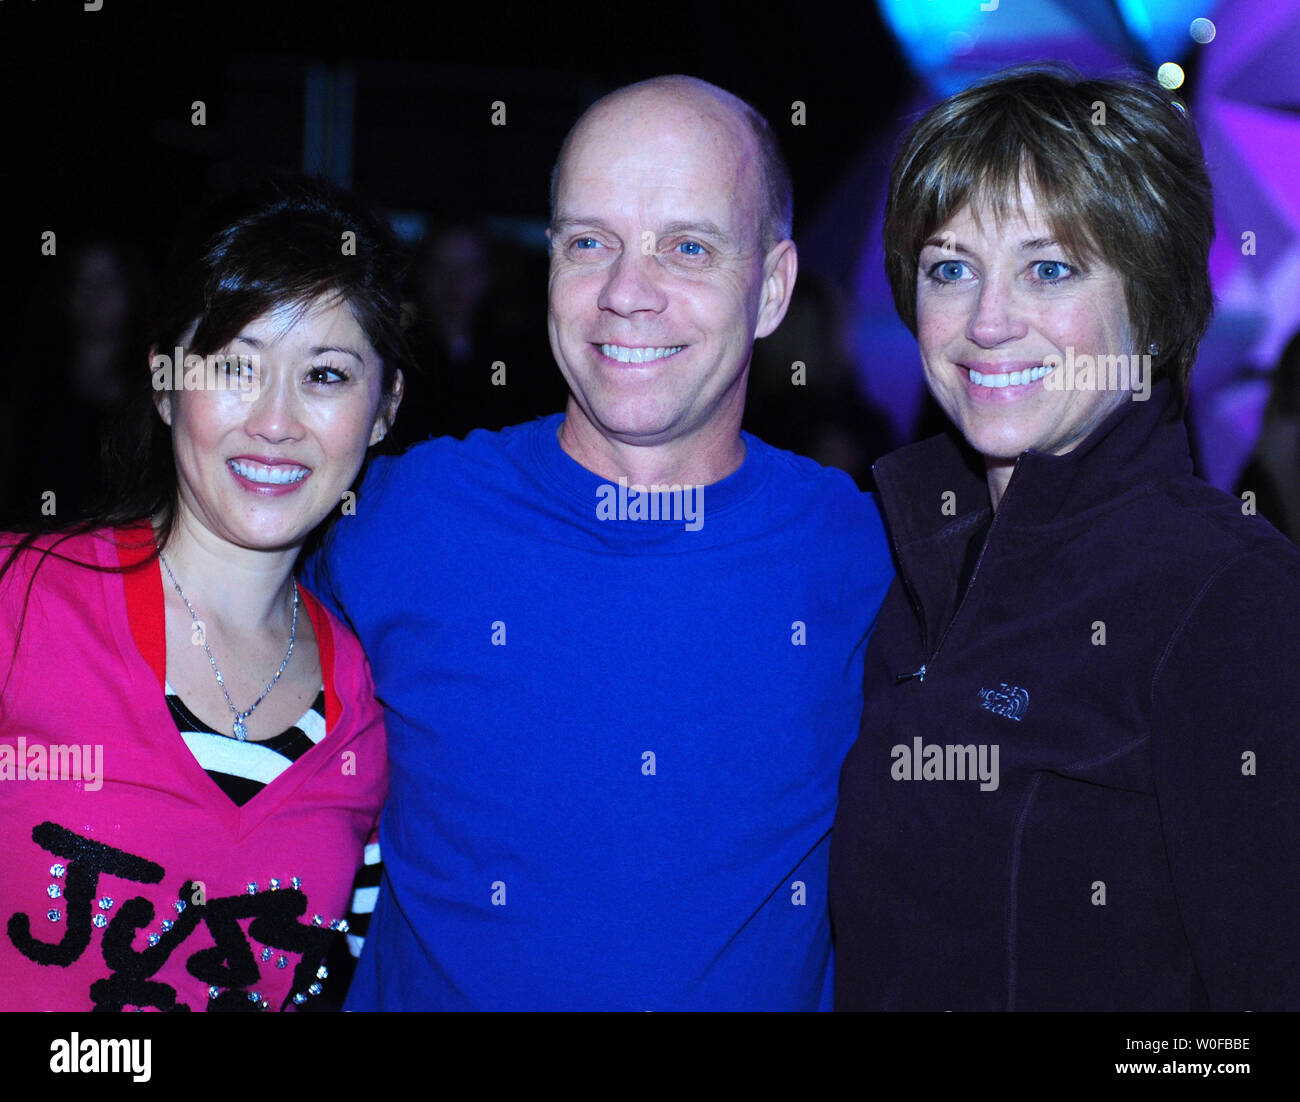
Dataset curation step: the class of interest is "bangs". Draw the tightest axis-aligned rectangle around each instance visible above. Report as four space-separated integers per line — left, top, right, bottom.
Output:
915 121 1105 273
188 284 351 360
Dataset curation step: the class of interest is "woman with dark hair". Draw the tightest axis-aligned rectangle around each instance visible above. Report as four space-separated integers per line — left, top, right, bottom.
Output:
0 175 406 1011
829 65 1300 1010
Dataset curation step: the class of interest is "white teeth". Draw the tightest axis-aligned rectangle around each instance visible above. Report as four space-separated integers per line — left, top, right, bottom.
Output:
968 365 1054 388
600 344 684 364
229 460 310 485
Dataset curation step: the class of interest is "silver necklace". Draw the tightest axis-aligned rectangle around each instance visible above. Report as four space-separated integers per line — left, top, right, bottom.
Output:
156 546 298 742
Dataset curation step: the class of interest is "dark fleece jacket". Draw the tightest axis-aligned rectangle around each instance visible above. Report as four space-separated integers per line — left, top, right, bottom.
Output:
830 381 1300 1010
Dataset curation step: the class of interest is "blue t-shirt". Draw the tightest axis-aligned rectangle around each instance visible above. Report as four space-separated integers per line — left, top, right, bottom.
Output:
309 414 892 1010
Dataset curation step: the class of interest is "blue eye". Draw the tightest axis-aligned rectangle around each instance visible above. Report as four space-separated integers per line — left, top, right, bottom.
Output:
1033 260 1072 283
573 237 599 250
676 240 705 257
927 260 969 283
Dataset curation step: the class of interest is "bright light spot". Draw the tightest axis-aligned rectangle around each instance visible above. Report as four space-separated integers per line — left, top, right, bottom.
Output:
1189 17 1216 44
1157 62 1185 89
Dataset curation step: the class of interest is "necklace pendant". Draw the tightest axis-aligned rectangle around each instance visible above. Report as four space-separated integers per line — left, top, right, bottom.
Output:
156 544 296 747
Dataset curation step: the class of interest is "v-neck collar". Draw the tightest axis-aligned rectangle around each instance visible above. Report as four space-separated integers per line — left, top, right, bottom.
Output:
113 520 344 837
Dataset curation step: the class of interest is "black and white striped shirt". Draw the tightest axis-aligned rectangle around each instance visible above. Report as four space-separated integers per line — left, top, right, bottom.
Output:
164 682 378 963
165 681 327 805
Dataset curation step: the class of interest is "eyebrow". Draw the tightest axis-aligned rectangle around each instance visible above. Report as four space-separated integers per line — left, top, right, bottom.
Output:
552 216 735 245
232 335 366 362
309 345 366 362
921 236 1060 254
658 219 734 245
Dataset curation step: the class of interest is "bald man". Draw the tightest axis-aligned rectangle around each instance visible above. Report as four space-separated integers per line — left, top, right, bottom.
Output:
311 75 893 1010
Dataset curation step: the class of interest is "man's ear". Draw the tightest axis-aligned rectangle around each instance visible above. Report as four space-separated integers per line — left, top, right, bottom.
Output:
754 240 798 340
150 344 173 426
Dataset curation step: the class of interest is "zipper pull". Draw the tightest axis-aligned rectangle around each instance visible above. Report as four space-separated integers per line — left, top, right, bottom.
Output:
895 664 927 685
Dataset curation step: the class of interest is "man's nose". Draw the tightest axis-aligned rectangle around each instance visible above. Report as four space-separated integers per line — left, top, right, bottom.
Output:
596 247 670 316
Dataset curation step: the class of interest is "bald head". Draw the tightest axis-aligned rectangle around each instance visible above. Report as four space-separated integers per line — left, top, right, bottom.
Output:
550 75 793 252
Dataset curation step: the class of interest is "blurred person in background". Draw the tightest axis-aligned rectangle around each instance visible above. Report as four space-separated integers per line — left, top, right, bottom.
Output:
744 271 895 488
1235 328 1300 544
2 240 155 523
392 222 563 447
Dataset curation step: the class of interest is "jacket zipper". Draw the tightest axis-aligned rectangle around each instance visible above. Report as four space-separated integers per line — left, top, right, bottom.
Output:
895 456 1022 686
886 504 933 682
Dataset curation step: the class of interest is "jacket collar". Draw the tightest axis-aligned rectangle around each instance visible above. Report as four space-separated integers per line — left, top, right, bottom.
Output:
871 380 1194 650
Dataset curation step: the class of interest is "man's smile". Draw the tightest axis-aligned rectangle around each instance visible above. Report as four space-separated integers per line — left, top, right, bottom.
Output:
596 343 686 363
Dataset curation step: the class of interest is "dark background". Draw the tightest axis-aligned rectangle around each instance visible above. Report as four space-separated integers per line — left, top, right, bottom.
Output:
3 1 1293 532
2 1 907 303
0 0 911 521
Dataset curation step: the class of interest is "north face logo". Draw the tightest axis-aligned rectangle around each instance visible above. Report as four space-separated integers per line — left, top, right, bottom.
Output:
979 683 1028 722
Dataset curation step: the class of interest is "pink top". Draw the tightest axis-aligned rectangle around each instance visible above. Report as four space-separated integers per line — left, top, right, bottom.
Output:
0 524 387 1011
